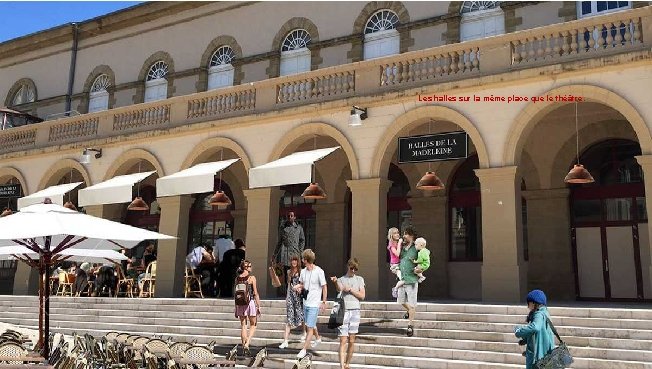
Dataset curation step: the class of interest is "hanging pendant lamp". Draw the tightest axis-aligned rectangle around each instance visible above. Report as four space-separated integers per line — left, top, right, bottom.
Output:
63 201 78 211
302 182 327 199
128 161 150 211
564 102 594 184
127 197 149 211
209 150 233 207
0 208 12 217
416 171 445 190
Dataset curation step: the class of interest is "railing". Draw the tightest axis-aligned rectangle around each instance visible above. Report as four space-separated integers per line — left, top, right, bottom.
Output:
113 104 170 131
187 88 255 119
49 117 99 143
0 6 648 155
277 71 355 104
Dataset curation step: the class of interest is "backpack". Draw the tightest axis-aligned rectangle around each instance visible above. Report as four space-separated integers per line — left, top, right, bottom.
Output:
234 276 251 306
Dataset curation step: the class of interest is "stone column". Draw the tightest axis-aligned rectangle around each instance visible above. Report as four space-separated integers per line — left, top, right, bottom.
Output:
407 195 449 299
155 195 193 298
13 264 38 295
83 204 124 221
347 178 391 300
523 188 575 300
474 166 527 302
243 188 283 298
636 155 652 297
231 209 247 242
312 202 347 284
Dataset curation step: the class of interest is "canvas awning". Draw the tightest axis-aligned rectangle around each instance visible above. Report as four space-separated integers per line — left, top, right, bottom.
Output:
156 159 240 197
248 147 340 188
78 171 155 207
17 182 83 210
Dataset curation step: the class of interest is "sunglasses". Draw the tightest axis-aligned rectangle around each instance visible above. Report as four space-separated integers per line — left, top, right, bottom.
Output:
348 266 357 271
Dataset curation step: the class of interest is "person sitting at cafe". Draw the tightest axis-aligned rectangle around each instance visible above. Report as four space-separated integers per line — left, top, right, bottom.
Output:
138 242 157 292
186 242 217 296
72 263 90 296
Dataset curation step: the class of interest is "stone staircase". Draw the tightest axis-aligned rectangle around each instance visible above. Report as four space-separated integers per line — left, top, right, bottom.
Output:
0 296 651 368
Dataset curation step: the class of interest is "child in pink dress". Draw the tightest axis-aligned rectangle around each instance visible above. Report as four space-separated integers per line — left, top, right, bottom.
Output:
387 227 402 297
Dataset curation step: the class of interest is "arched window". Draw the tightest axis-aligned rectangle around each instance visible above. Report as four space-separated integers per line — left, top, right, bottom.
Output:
12 84 35 106
578 1 631 18
208 46 235 90
460 1 505 42
88 74 110 113
280 29 312 76
363 10 400 60
144 61 168 102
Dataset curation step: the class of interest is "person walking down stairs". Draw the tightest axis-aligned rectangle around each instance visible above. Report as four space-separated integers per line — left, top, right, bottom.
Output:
514 289 555 369
234 260 262 356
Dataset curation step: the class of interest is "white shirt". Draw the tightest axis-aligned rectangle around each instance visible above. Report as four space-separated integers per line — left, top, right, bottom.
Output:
214 238 235 262
186 246 205 269
299 265 326 308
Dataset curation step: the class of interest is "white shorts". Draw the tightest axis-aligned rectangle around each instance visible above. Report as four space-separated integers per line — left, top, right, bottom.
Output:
337 309 361 336
397 283 418 307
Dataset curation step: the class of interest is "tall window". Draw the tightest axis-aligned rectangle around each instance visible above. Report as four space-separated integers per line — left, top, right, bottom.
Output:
364 10 400 60
144 61 168 103
88 74 110 113
280 29 312 76
12 84 35 106
208 46 235 90
188 180 235 254
460 1 505 41
449 155 482 261
578 1 631 18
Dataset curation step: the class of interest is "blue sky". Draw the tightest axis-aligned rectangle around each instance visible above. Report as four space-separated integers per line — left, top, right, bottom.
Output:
0 2 143 43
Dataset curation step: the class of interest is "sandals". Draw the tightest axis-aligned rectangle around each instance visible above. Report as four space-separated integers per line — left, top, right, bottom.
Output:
243 345 251 356
406 325 414 337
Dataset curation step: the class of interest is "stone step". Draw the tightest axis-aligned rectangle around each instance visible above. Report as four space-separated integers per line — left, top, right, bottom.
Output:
6 305 652 331
3 296 652 319
4 310 652 341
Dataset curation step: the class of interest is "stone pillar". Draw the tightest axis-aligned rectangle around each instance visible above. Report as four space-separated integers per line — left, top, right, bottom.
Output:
474 167 527 302
83 204 124 221
155 195 193 298
407 195 448 299
523 188 575 300
347 178 391 300
231 209 247 242
635 155 652 297
13 263 38 295
243 188 283 298
312 202 347 286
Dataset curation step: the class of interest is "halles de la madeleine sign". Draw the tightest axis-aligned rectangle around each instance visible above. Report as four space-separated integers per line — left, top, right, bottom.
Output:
398 131 468 164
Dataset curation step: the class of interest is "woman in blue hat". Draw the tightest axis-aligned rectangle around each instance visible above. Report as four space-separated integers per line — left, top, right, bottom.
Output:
514 289 555 369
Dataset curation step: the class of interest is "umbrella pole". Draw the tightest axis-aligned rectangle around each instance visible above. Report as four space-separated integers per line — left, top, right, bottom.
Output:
43 254 51 360
38 264 44 352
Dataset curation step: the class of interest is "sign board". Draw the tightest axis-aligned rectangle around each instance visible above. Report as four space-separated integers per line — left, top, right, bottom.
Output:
0 184 21 198
398 131 468 164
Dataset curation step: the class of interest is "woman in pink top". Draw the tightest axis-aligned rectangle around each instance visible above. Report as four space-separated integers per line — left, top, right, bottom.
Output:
387 227 402 297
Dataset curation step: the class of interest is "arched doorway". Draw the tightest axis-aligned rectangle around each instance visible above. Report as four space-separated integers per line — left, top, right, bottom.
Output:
0 176 22 294
125 184 161 260
570 139 648 301
279 183 316 250
387 163 412 236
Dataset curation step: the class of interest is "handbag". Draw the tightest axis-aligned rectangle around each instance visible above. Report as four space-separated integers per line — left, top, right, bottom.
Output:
328 293 346 329
533 317 574 369
269 263 281 288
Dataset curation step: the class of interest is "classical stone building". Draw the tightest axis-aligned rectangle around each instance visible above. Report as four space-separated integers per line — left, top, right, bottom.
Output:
1 1 651 303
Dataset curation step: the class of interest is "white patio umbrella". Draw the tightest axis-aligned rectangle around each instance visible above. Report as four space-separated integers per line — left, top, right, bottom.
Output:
0 202 174 359
0 245 129 263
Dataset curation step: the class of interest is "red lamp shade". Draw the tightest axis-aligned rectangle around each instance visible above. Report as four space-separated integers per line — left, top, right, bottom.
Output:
209 191 232 206
63 201 78 211
127 197 149 211
416 171 445 191
301 183 327 200
0 208 12 217
564 164 595 184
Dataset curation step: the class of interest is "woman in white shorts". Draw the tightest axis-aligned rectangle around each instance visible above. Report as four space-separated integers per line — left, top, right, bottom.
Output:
330 258 366 369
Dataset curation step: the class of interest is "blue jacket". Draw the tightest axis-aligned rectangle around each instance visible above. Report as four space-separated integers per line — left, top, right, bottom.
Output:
514 306 555 369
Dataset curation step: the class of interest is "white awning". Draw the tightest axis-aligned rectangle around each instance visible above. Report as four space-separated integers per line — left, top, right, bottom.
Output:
248 147 340 188
78 171 155 207
156 159 240 197
17 182 83 210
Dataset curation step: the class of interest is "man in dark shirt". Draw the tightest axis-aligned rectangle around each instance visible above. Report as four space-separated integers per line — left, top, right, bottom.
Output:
218 239 246 297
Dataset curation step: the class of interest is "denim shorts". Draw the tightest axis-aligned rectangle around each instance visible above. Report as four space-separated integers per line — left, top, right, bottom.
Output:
304 306 319 328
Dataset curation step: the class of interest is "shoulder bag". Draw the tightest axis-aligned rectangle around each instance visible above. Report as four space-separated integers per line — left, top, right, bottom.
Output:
533 317 574 369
